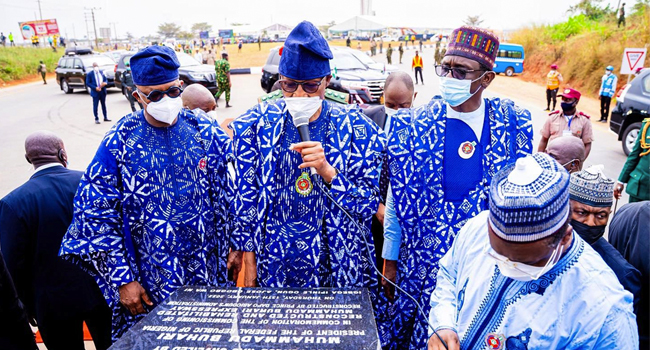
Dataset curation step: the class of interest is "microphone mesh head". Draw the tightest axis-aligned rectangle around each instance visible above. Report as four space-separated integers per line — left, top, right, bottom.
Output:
292 114 310 128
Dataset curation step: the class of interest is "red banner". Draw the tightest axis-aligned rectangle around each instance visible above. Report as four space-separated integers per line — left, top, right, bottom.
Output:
19 19 59 40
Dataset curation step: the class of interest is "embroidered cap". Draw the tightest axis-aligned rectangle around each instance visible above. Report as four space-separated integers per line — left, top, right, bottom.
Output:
130 46 180 86
445 26 499 69
489 153 570 243
569 165 615 207
279 21 333 81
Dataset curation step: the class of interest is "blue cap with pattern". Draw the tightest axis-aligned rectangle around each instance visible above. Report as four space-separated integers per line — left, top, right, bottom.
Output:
569 165 615 208
130 45 180 86
278 21 333 81
489 153 570 242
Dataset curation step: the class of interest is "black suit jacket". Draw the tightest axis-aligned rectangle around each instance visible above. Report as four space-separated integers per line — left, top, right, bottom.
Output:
0 250 37 350
362 105 388 131
0 166 105 321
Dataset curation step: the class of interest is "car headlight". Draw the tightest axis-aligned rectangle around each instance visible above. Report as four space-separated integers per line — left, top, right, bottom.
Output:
188 72 207 79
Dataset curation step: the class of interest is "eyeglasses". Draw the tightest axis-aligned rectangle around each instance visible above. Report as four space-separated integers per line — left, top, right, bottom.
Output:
137 86 182 102
278 78 324 94
435 65 487 80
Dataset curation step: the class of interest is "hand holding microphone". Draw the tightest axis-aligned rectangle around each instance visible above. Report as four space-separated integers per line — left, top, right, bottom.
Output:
289 142 337 183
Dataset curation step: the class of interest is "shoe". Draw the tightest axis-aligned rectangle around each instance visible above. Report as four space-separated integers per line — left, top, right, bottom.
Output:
104 118 112 122
600 120 607 123
95 120 100 124
544 108 550 111
226 104 232 108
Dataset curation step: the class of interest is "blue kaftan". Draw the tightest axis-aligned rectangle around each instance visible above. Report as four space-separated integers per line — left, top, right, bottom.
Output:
385 97 533 349
429 211 638 350
59 109 234 341
230 99 392 346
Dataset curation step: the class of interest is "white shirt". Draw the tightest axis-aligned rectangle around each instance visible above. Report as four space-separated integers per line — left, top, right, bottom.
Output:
33 162 63 174
445 100 485 140
95 70 103 85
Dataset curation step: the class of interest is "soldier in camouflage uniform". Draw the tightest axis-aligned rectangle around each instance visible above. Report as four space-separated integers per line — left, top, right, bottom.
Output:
214 53 232 108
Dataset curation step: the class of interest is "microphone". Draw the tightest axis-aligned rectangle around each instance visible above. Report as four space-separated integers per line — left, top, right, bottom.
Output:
292 113 317 175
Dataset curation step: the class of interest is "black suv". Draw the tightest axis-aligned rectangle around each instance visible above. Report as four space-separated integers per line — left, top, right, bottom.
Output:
55 53 116 94
610 68 650 155
114 50 218 100
261 46 387 104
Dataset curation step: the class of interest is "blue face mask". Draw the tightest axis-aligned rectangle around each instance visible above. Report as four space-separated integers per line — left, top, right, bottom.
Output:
439 72 486 107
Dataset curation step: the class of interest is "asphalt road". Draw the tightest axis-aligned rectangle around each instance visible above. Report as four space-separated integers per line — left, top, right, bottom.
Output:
0 46 630 207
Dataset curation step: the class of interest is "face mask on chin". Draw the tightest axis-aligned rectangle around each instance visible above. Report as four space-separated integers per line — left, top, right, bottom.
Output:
139 92 184 125
485 242 564 282
439 72 486 107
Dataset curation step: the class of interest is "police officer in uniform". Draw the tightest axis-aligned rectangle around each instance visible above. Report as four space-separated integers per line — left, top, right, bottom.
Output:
122 62 143 112
615 118 650 202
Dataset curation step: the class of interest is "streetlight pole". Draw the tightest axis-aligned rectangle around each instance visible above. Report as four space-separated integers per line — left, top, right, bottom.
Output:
85 7 100 48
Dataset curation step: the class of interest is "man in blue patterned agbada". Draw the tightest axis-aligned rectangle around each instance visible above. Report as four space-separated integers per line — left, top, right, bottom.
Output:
59 46 234 342
382 26 533 349
427 153 638 350
229 21 392 347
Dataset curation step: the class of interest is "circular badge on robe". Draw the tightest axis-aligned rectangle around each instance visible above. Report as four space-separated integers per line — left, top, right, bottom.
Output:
295 172 313 196
485 333 505 350
198 157 208 172
458 141 477 159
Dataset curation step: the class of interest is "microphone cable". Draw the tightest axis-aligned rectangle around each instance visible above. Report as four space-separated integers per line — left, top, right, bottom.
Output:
313 178 450 350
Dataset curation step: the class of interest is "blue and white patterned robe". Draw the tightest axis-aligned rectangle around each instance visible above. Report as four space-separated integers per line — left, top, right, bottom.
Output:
59 109 234 342
230 99 391 346
429 211 638 350
387 97 533 349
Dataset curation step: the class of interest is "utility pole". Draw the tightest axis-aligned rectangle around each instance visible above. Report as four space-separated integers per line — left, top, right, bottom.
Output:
110 22 118 42
85 7 100 48
37 0 43 20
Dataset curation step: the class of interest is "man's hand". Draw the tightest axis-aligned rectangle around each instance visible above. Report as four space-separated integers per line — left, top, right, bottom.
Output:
376 203 386 225
614 182 625 200
227 250 243 283
95 87 101 92
243 252 258 287
428 329 460 350
229 81 232 88
290 141 337 183
119 281 153 315
598 95 602 100
382 260 397 300
101 82 107 87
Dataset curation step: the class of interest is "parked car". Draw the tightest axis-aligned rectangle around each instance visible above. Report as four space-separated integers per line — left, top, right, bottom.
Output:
260 46 387 104
494 43 525 77
55 54 116 94
610 68 650 155
114 50 218 100
103 50 128 63
342 47 399 74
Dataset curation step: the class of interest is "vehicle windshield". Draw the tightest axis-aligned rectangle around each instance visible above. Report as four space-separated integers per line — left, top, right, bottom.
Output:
81 56 115 67
330 52 366 70
349 50 374 65
176 52 201 67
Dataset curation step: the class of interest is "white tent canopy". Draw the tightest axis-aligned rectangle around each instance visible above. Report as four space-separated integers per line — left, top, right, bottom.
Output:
328 16 386 34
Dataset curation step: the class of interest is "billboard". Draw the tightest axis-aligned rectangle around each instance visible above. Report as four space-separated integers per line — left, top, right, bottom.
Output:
218 29 233 38
19 19 60 40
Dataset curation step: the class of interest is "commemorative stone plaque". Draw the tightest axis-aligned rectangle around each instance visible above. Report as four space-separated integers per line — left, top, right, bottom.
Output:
109 286 380 350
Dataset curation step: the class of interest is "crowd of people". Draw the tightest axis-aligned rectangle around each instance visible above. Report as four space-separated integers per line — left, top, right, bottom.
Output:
0 21 647 350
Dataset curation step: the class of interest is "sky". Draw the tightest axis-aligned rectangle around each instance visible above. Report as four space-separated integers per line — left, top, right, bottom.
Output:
0 0 627 42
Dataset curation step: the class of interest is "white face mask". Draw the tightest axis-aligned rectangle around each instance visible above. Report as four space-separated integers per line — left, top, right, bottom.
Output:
384 107 398 116
206 110 217 119
139 93 184 125
439 72 486 107
485 242 564 282
93 66 99 72
605 71 612 76
284 97 322 126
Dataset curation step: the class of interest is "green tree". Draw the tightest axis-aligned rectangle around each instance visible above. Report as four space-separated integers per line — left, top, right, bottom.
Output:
191 22 212 34
178 31 194 41
568 0 611 20
318 21 336 33
158 22 181 38
464 15 484 26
